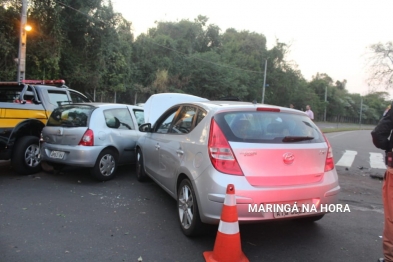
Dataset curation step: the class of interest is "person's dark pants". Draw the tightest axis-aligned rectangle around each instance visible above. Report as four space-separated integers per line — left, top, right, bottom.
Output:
383 168 393 261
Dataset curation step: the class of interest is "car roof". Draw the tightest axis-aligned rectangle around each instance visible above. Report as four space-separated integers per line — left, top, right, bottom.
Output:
63 102 144 109
187 100 308 116
143 93 307 125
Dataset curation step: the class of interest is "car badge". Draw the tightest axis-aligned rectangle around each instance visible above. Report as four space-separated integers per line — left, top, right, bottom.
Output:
240 151 257 157
283 152 295 165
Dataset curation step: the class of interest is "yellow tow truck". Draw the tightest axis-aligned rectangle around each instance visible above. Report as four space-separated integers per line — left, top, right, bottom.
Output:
0 80 92 174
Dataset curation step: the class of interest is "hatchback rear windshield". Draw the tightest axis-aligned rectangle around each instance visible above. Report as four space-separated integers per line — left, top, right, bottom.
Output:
214 111 325 143
47 105 95 127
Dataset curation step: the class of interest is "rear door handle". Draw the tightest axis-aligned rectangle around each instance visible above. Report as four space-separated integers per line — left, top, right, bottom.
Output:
155 144 160 150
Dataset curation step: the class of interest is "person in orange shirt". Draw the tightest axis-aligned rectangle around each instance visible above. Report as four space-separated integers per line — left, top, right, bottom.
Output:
371 103 393 262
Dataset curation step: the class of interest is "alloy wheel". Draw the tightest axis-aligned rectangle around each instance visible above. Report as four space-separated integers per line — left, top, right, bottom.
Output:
178 184 194 229
24 144 40 167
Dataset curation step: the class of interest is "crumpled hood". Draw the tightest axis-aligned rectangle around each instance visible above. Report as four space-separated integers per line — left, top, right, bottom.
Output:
143 93 209 126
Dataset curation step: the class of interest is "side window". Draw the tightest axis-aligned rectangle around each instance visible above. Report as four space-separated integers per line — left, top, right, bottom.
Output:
69 91 90 103
156 109 178 134
47 90 70 107
133 109 145 126
170 106 197 134
195 108 207 127
104 108 135 130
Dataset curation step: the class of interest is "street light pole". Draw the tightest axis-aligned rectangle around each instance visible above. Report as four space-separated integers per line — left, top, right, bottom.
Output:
324 85 327 121
17 0 28 82
359 96 363 128
261 59 267 104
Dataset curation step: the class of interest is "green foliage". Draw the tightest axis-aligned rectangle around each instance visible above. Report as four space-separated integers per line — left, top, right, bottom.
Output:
0 1 20 80
0 0 389 123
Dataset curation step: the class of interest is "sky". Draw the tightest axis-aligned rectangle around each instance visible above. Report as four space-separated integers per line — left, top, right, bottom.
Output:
112 0 392 97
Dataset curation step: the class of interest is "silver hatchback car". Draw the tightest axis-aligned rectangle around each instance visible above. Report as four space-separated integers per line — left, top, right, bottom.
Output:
136 93 340 236
40 103 144 181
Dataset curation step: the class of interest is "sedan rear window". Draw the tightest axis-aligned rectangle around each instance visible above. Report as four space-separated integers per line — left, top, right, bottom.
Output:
214 111 325 143
47 105 95 127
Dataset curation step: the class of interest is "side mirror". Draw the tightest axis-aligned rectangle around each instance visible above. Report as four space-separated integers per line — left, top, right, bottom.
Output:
139 123 151 132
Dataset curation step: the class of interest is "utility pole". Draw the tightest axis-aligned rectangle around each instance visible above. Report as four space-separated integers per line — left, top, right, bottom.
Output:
324 85 327 121
261 59 267 104
17 0 28 82
359 96 363 128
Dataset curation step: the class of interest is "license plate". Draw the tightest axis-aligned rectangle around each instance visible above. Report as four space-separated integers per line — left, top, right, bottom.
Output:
50 150 65 159
271 201 316 218
273 205 308 218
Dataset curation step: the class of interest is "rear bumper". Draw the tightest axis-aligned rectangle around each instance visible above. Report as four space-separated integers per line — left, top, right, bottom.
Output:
40 142 104 167
193 167 341 224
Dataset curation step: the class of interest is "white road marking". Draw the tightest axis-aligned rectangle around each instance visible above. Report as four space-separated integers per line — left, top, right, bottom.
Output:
326 131 356 138
369 152 386 169
335 150 358 167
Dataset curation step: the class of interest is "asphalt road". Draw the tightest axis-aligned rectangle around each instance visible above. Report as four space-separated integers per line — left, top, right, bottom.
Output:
0 129 386 262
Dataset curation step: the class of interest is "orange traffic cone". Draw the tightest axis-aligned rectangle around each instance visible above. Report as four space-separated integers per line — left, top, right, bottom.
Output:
203 184 249 262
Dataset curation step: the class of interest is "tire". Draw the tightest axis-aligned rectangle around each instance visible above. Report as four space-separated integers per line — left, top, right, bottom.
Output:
177 179 203 237
90 149 118 181
11 136 42 175
294 214 325 223
136 149 147 182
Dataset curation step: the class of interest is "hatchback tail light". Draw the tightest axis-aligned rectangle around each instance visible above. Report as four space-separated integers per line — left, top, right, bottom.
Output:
323 134 334 172
208 118 243 175
79 129 94 146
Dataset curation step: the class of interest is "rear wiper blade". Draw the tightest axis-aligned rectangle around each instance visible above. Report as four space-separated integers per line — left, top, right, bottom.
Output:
282 136 314 142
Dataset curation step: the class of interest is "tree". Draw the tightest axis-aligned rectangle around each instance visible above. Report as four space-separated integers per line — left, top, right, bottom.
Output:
1 0 389 123
367 41 393 90
0 0 20 80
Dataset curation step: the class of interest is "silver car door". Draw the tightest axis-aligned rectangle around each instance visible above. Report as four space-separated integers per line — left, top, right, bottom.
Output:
103 107 136 165
145 108 179 181
156 106 197 194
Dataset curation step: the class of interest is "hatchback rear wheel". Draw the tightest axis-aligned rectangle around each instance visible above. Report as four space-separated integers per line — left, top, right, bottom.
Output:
177 179 203 237
91 149 117 181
